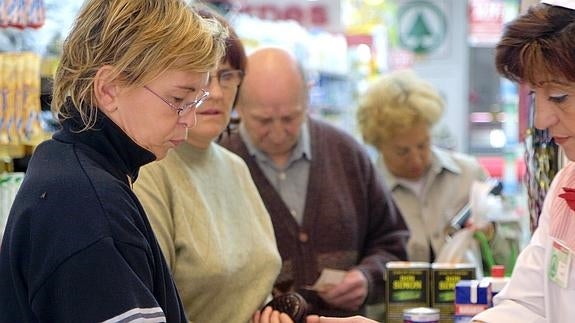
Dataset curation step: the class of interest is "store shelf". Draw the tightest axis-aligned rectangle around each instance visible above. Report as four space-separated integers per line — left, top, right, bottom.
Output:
0 144 26 160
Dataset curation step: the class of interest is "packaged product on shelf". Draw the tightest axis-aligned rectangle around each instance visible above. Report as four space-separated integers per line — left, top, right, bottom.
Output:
14 53 24 144
0 53 5 145
4 53 19 145
0 52 44 150
0 0 45 29
22 52 43 144
26 0 46 28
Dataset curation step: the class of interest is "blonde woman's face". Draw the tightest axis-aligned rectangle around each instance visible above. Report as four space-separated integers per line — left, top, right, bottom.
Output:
112 69 209 159
380 121 432 180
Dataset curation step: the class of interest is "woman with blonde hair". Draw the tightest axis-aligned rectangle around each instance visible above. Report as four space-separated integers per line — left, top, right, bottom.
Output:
0 0 226 321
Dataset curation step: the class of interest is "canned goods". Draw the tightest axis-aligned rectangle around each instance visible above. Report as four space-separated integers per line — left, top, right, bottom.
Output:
403 307 440 323
386 262 431 323
431 263 476 322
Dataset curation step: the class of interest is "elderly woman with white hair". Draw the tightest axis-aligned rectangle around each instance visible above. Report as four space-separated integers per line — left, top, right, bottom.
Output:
356 70 519 275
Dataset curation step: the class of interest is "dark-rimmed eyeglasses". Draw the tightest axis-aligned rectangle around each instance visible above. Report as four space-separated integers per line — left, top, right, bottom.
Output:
210 69 244 89
144 86 209 116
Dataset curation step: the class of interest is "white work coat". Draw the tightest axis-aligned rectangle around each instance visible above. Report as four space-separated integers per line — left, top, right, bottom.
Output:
474 162 575 323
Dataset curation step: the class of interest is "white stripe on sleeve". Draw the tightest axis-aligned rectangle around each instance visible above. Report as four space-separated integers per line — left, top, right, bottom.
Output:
101 307 166 323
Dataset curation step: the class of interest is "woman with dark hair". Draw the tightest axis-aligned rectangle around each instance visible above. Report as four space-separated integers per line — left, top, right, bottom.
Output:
474 1 575 322
133 5 283 322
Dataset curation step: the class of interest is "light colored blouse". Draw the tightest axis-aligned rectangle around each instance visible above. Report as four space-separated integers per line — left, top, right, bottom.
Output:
134 143 282 323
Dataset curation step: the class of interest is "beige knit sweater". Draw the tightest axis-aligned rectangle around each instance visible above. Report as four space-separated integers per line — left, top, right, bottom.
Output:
134 142 281 323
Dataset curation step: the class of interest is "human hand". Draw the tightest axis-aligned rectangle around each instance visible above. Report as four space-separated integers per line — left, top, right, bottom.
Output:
306 315 378 323
252 306 294 323
317 269 368 311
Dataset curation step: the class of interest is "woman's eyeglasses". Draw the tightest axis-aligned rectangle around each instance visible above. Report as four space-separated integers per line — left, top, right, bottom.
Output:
211 69 244 89
144 86 209 116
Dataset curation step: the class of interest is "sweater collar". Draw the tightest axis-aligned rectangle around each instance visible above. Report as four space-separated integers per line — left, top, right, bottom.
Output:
53 99 156 183
173 141 214 163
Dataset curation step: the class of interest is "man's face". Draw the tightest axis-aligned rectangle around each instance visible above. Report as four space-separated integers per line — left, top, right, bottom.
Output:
238 89 306 159
236 57 307 162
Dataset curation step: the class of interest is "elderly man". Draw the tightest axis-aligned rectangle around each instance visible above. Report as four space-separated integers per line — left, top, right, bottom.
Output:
220 47 409 317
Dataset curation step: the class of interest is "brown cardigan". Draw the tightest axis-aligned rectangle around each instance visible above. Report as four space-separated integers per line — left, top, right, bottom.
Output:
220 118 409 316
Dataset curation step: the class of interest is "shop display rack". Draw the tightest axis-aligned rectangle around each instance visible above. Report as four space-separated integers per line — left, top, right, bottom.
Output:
1 0 50 173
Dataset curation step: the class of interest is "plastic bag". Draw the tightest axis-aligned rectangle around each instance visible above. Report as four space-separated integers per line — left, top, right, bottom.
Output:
436 228 484 278
470 179 506 228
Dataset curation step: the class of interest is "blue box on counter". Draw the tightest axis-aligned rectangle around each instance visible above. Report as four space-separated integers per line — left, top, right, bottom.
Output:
454 280 492 317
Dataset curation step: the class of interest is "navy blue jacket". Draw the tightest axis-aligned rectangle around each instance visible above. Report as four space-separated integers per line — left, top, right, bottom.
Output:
0 106 187 322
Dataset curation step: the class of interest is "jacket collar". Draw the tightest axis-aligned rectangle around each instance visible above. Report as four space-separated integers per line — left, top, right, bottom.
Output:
53 98 156 183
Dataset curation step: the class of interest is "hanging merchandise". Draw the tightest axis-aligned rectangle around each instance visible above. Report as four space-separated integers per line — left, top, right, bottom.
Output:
0 52 46 160
523 91 560 233
0 0 46 29
524 129 558 233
